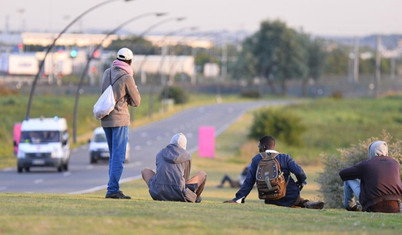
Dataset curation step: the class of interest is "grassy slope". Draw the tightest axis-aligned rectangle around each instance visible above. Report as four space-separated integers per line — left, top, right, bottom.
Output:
1 98 402 234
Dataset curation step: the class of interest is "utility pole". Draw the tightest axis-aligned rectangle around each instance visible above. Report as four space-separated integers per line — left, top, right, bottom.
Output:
374 35 381 98
353 37 359 84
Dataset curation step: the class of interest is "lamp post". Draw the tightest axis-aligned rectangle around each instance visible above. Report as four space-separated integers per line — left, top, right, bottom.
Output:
123 17 186 119
72 12 166 143
25 0 134 120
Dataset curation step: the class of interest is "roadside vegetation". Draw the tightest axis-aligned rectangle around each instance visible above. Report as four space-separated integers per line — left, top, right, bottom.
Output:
0 91 255 169
1 95 401 234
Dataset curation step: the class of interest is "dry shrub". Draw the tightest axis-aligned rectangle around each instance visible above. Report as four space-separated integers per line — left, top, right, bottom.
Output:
0 84 19 96
317 131 402 208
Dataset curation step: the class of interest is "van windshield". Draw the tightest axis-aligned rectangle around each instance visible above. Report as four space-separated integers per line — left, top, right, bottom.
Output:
94 133 107 143
20 131 60 144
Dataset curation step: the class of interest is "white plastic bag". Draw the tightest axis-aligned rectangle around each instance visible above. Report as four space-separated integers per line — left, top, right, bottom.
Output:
93 85 115 120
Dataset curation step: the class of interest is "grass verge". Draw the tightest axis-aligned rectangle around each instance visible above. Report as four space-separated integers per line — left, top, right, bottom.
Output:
1 97 402 234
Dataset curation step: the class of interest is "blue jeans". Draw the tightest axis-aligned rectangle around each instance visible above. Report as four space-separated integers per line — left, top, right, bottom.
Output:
344 179 361 208
103 126 129 194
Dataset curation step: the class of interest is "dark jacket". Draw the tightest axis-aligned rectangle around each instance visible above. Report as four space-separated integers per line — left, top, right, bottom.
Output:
148 144 192 201
233 153 307 207
100 66 141 127
339 156 402 211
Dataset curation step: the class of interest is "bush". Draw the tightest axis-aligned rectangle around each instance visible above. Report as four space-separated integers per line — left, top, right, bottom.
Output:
240 90 260 98
248 108 306 146
159 86 188 104
317 131 402 208
330 90 343 99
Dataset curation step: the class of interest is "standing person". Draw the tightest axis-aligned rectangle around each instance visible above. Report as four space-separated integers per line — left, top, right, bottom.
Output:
339 141 402 213
142 133 207 202
101 48 141 199
224 135 324 209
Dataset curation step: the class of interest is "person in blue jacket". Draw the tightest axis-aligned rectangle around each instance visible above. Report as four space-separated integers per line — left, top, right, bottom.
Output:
224 135 324 209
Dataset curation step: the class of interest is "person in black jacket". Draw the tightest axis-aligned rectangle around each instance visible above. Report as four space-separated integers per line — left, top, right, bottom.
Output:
224 135 324 209
339 141 402 213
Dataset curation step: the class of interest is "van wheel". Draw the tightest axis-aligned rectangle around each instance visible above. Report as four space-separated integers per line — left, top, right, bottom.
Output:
25 167 30 172
63 162 68 171
90 155 97 164
17 167 23 173
57 166 63 172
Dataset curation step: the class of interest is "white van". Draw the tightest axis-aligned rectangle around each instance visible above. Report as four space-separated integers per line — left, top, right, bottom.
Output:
17 117 70 173
88 127 130 164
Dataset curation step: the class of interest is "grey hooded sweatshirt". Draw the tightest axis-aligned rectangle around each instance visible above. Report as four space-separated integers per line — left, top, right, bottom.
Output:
148 144 192 201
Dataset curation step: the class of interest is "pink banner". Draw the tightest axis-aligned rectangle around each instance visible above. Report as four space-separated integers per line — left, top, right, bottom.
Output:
198 126 215 158
13 123 22 155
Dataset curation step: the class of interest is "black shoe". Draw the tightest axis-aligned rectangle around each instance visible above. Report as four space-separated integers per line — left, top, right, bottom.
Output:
195 197 202 203
105 191 131 199
346 204 362 211
304 201 324 209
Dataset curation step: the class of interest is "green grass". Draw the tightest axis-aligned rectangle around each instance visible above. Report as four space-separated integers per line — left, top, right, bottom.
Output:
1 165 401 234
1 96 402 234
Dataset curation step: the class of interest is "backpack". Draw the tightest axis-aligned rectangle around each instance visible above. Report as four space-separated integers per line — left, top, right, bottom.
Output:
93 71 125 120
256 150 288 200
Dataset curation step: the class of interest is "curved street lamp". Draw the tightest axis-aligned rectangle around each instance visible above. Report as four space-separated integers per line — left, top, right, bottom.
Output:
124 18 188 119
72 12 167 143
25 0 135 120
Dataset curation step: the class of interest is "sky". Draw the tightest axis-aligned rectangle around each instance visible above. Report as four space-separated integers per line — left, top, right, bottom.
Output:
1 0 402 37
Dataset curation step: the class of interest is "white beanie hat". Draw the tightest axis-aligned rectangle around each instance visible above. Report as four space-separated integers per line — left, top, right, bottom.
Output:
368 141 388 159
170 133 187 150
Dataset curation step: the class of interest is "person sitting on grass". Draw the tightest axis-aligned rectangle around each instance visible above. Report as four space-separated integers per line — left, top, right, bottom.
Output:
339 140 402 213
217 166 249 188
224 135 324 209
142 133 207 203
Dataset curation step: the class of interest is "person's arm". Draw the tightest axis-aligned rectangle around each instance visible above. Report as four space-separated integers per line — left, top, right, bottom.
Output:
182 160 191 181
226 156 258 203
339 162 364 181
125 75 141 107
285 154 307 184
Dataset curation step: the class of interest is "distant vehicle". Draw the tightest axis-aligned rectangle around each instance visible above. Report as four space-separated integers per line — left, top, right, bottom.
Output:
0 53 39 75
88 127 130 164
17 117 70 173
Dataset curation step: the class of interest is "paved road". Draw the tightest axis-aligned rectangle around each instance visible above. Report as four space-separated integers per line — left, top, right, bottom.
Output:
0 100 290 194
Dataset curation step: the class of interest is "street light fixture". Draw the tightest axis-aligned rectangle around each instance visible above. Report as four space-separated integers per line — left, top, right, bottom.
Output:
122 17 188 119
72 12 167 143
25 0 135 120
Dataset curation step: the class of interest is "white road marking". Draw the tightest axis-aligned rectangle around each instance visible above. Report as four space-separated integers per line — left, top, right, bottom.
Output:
2 167 13 172
86 165 94 170
63 172 71 177
34 179 44 184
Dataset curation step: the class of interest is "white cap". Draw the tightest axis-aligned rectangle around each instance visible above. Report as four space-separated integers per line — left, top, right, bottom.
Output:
170 133 187 150
117 48 133 61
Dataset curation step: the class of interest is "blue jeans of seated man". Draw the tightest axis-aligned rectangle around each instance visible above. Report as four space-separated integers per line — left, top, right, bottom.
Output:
344 179 361 208
103 126 129 194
